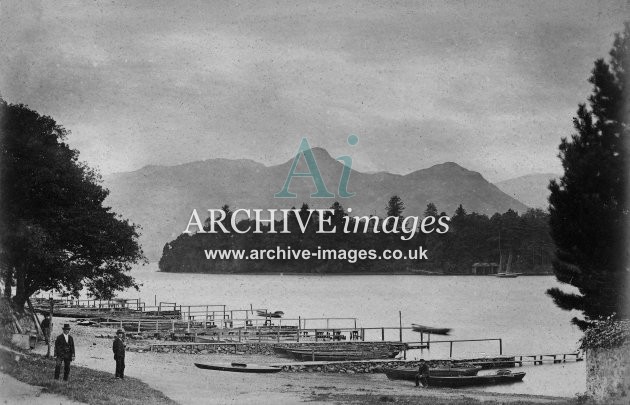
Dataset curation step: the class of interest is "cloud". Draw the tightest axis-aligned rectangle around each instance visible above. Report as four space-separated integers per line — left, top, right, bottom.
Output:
0 0 626 181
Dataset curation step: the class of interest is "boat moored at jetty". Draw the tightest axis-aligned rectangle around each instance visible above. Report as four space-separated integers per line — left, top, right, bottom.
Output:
285 348 400 361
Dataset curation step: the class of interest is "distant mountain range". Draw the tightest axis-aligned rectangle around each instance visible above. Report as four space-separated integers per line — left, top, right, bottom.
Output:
494 173 560 210
103 148 531 261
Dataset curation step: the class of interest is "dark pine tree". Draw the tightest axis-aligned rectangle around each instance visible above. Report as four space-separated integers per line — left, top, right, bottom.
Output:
424 202 438 218
546 24 629 329
385 195 406 217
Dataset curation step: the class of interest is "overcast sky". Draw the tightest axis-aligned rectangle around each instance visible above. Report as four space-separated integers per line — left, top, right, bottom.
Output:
1 1 627 182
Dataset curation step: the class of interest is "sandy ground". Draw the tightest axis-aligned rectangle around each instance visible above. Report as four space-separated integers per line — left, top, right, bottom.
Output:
23 318 571 405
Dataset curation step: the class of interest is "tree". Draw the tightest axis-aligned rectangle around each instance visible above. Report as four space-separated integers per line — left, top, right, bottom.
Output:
453 204 467 218
546 24 629 329
0 99 145 307
424 202 438 218
385 195 405 217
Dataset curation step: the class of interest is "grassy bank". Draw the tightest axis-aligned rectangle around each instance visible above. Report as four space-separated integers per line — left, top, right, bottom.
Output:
0 350 177 405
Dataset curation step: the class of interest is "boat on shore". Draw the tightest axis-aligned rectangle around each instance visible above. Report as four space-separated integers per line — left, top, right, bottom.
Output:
194 362 281 373
427 370 526 387
385 365 482 381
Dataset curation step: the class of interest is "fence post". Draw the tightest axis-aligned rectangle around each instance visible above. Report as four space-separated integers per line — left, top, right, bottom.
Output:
449 341 453 358
381 328 385 341
499 339 503 355
399 311 402 342
137 321 141 333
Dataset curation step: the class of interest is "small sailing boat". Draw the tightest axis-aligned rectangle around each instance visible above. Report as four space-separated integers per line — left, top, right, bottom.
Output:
496 250 521 278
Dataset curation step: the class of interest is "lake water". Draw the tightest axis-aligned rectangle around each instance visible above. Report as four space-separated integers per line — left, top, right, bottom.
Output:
121 263 585 397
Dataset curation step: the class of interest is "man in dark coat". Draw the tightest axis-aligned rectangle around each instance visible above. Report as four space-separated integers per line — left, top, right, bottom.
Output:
40 314 51 344
415 359 430 387
54 324 75 381
113 329 126 379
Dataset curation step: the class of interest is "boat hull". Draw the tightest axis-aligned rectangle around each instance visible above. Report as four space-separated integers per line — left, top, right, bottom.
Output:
495 273 521 278
427 371 526 387
194 362 281 373
385 366 481 381
411 324 451 335
287 349 399 361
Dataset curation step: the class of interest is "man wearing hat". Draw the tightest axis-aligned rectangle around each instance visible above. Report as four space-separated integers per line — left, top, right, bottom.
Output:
415 359 430 388
54 324 75 381
113 329 126 379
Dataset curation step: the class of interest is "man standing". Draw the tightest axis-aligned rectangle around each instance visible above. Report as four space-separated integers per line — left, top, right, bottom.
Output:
54 324 75 381
40 314 51 344
415 359 430 388
113 329 126 379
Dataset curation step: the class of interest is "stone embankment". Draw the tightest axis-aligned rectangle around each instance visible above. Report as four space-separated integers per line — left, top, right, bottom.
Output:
277 359 440 374
126 341 407 356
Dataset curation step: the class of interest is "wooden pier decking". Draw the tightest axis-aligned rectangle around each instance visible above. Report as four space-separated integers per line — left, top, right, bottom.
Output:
512 352 583 366
33 296 583 367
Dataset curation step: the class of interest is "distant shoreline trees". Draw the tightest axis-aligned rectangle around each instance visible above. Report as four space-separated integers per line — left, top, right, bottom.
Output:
546 24 629 329
0 98 146 308
159 200 554 275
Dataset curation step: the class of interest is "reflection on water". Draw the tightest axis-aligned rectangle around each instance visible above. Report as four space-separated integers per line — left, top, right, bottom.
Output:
121 263 585 397
475 362 585 398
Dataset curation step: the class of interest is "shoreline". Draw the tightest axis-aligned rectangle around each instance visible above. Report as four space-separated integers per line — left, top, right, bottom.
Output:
152 271 555 276
18 317 580 404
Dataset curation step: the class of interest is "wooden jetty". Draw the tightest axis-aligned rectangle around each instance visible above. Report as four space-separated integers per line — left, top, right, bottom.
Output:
512 352 583 366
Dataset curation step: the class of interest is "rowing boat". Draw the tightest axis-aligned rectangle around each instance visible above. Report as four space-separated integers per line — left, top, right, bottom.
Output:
411 324 452 335
427 370 526 387
286 349 399 361
385 365 481 381
194 362 281 373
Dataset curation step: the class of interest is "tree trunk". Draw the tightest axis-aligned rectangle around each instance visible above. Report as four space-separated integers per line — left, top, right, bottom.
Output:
3 266 13 299
12 266 29 309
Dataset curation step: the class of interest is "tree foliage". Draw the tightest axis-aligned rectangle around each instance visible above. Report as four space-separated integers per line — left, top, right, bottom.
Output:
385 195 405 217
546 24 630 329
0 99 145 307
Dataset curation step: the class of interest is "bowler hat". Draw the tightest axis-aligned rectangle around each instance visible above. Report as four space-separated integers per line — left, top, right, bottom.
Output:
62 324 71 330
116 329 124 334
